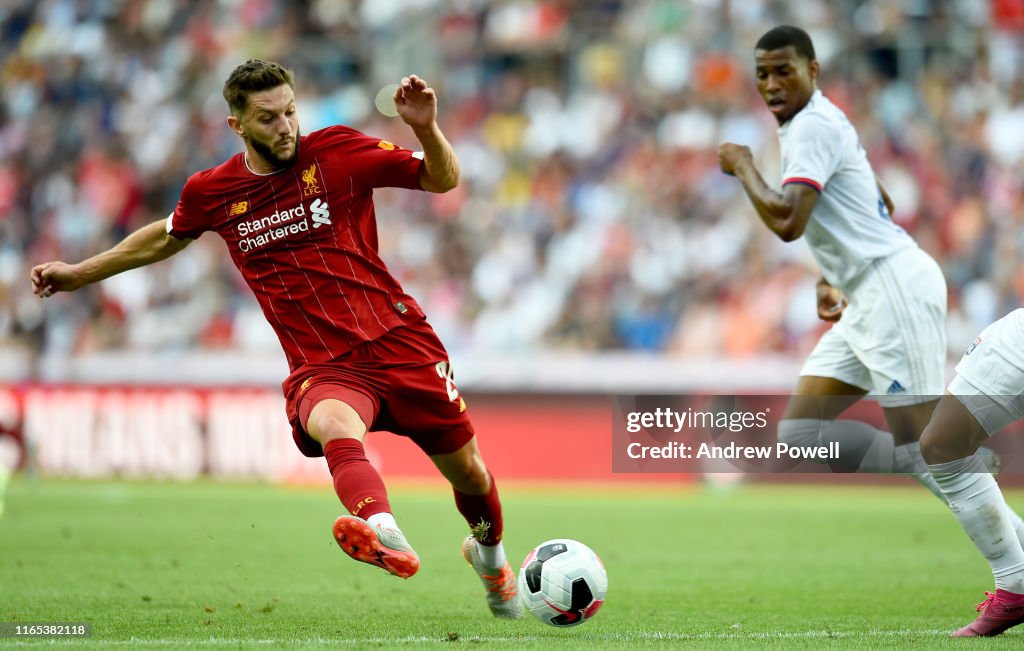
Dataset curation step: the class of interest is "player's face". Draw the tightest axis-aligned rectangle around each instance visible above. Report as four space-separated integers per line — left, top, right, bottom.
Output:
241 84 300 168
754 47 819 125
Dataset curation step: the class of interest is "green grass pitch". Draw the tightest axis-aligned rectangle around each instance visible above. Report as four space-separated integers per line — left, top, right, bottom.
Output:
1 477 1023 649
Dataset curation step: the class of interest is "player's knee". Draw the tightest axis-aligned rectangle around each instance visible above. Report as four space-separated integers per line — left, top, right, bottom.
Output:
777 418 823 448
458 464 490 494
305 398 368 445
919 398 987 465
919 423 961 465
449 456 490 494
312 411 365 444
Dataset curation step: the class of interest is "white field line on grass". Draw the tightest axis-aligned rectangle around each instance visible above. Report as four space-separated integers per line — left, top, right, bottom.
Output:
3 629 965 646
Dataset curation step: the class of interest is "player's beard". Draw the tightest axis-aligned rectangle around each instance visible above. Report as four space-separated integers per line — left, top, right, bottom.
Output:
249 130 301 169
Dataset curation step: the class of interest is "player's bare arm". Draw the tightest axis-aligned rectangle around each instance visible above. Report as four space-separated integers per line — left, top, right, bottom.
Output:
393 75 460 193
31 218 192 298
876 176 895 216
718 142 819 242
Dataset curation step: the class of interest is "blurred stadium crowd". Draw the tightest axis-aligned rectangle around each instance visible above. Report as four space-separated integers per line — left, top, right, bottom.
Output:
2 0 1024 368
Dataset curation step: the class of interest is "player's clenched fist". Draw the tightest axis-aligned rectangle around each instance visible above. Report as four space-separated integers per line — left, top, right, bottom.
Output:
30 261 82 298
815 277 848 322
718 142 753 176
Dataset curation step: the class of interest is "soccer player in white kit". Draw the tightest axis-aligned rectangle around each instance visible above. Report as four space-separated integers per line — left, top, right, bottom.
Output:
919 311 1024 636
718 25 1024 565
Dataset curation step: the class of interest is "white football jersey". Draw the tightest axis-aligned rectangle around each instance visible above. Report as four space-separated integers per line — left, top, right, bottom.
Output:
778 90 916 289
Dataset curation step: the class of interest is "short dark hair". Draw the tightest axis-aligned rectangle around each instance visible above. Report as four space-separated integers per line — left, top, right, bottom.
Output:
222 60 295 116
755 25 816 61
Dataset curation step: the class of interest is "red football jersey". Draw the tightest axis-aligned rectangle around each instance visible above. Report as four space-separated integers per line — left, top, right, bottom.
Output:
167 125 427 371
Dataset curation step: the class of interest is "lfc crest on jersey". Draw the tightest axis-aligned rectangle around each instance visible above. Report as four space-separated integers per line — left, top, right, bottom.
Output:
302 164 321 196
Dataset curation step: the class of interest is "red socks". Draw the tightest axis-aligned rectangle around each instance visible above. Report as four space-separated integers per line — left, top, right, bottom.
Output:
324 438 503 546
454 472 504 546
323 438 390 520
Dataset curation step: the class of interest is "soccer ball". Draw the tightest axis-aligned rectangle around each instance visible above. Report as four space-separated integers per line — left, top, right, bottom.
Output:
518 539 608 627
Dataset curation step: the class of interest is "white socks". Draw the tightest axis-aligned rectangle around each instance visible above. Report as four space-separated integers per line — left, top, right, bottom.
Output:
779 418 894 472
896 443 1024 547
776 418 822 449
366 512 508 569
929 454 1024 593
476 540 508 569
776 421 1023 527
893 441 946 501
778 419 1024 591
368 512 398 531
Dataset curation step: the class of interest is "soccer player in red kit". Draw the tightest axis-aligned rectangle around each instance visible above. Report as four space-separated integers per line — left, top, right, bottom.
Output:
30 60 521 618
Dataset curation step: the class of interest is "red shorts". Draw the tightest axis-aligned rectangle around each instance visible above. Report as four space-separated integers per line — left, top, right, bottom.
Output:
283 320 474 458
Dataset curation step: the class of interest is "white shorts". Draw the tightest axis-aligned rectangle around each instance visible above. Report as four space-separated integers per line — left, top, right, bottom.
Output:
800 247 947 407
948 308 1024 436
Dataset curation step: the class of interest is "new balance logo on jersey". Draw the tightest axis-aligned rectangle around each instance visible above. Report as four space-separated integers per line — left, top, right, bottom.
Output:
886 380 906 395
310 197 331 228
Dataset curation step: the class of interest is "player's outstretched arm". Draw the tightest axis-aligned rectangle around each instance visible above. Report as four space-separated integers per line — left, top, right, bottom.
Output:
718 142 818 242
31 218 192 298
393 75 460 193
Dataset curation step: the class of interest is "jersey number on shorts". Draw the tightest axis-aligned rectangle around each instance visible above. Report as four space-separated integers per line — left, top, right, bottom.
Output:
435 361 460 402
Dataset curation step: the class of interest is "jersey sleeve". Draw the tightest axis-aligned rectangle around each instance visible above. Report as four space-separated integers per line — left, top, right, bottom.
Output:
781 114 840 193
322 126 424 191
166 174 211 240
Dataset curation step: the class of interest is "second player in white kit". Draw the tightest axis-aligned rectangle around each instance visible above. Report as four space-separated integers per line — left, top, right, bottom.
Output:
778 88 947 406
718 25 1014 509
